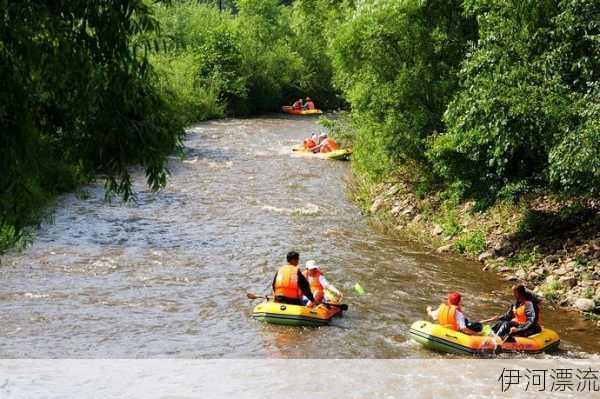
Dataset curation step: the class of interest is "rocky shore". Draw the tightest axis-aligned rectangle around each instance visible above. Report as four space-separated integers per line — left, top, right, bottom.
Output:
351 176 600 327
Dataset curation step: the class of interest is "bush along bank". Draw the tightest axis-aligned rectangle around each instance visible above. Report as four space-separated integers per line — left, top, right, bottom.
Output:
349 174 600 326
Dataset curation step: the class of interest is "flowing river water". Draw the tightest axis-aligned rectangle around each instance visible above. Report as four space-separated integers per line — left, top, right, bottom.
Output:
1 116 599 359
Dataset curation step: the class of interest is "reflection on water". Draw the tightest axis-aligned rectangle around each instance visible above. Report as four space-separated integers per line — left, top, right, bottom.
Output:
0 116 598 358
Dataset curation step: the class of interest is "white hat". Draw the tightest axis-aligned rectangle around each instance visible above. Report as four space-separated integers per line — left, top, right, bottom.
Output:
305 260 318 270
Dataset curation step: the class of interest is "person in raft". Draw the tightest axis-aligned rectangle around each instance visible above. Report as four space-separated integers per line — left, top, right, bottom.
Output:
272 251 316 307
303 97 315 110
482 284 542 341
312 133 339 153
303 132 319 151
301 260 342 305
292 98 304 110
426 292 483 334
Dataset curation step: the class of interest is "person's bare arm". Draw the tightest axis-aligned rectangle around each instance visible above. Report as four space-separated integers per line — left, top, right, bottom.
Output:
479 315 499 323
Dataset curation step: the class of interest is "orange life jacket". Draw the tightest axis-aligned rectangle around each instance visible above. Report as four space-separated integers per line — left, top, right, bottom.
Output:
273 264 302 299
306 101 315 110
320 138 339 153
437 303 459 331
512 300 540 325
303 138 317 149
292 101 302 110
302 269 324 302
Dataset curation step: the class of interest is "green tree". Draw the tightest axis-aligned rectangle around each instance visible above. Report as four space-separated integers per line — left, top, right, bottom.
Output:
0 1 183 250
429 0 599 200
288 0 345 109
547 0 600 195
328 0 476 178
235 0 305 113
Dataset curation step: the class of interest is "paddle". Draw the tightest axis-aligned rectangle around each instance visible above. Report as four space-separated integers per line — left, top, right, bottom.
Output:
292 146 319 153
354 282 365 296
324 303 349 311
246 292 270 300
245 292 348 311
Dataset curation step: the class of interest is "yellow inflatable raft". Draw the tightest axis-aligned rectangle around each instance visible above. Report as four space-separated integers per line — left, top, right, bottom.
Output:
282 106 323 116
252 300 343 326
292 146 352 161
410 320 560 355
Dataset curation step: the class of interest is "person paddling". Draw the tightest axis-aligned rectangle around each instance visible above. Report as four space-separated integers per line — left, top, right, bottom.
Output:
481 284 542 341
301 260 342 305
427 292 483 334
272 251 316 307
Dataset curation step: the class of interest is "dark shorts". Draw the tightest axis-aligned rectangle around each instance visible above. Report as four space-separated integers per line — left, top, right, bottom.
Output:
492 320 541 338
274 296 303 306
466 319 483 332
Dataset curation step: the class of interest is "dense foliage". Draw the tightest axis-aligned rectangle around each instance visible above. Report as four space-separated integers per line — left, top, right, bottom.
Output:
328 0 477 178
0 1 184 251
326 0 598 204
150 0 341 121
429 0 600 201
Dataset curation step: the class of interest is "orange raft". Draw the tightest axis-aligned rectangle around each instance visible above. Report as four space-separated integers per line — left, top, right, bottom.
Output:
410 320 560 355
282 106 323 116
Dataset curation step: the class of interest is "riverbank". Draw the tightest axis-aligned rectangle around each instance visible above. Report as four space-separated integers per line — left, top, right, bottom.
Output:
349 172 600 326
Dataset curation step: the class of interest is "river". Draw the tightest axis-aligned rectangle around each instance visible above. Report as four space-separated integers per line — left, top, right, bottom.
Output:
0 116 598 358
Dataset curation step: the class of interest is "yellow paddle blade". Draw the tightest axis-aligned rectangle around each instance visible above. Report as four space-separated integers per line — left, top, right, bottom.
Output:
354 282 365 295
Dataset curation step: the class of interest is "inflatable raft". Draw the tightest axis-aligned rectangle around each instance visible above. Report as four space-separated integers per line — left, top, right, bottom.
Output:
282 106 323 116
252 300 343 326
409 320 560 355
292 146 352 161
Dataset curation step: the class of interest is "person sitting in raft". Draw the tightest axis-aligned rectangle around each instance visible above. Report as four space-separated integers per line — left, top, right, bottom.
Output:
292 98 304 110
303 97 315 110
272 251 316 307
303 132 319 150
426 292 483 334
482 284 542 341
301 260 342 305
312 133 340 153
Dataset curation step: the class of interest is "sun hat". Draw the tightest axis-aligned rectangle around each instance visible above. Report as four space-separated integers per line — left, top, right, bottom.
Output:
306 260 318 270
